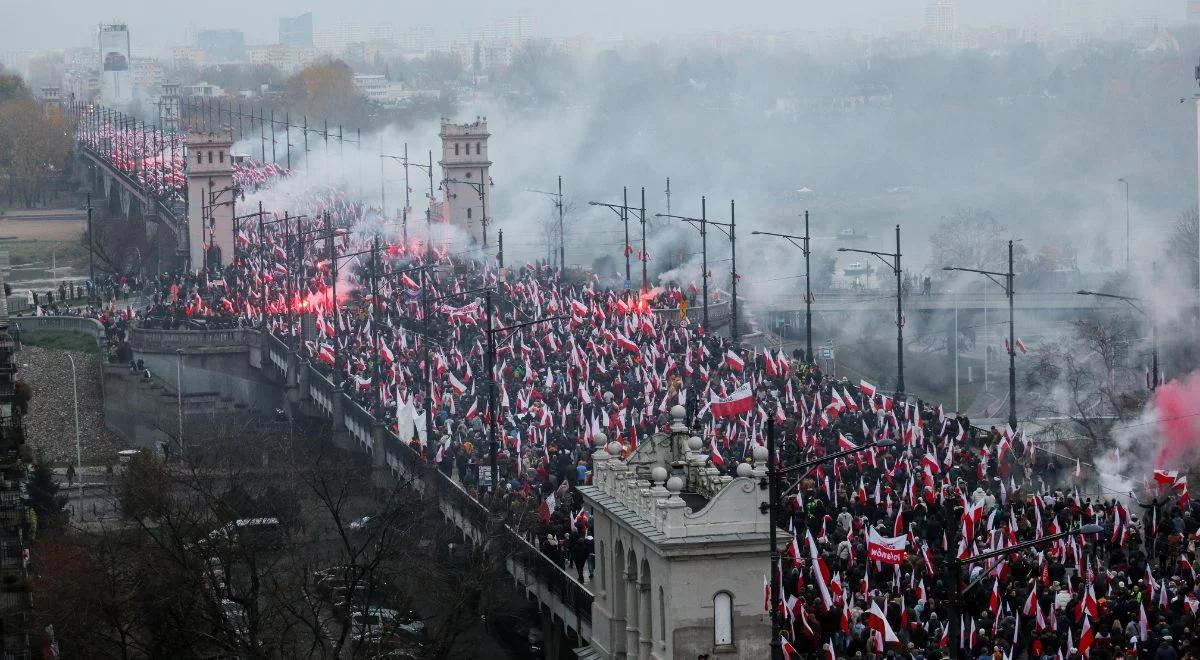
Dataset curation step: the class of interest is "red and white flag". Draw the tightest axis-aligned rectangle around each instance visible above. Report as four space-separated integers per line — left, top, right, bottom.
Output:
867 527 909 565
859 380 877 398
725 350 745 372
710 383 754 419
867 601 899 645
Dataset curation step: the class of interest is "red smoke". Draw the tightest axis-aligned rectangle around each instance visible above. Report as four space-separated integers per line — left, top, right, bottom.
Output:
1153 373 1200 468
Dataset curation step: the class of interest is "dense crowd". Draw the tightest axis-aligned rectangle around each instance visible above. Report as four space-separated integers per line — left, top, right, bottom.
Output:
41 213 1198 659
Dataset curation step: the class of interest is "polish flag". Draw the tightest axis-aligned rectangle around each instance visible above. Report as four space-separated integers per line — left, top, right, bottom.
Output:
710 383 754 419
570 299 589 317
448 373 467 395
709 439 726 468
838 434 859 451
615 332 641 355
867 601 899 645
859 380 877 398
1016 338 1028 354
317 344 336 365
379 343 394 366
725 350 745 372
1077 616 1095 656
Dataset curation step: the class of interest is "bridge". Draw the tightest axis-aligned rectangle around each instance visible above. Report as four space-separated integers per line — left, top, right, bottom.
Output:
752 290 1112 315
42 320 594 656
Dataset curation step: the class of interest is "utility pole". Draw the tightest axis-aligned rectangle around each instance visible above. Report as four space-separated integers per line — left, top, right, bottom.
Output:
640 187 648 292
729 199 738 341
622 187 631 288
944 238 1019 429
402 142 411 245
559 176 565 271
751 210 813 360
839 225 904 395
86 193 94 300
498 229 504 269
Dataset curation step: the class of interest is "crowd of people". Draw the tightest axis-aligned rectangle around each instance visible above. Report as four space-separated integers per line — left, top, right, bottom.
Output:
36 211 1198 659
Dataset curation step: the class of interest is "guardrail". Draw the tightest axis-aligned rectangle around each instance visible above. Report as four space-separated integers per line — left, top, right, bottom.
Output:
10 317 106 346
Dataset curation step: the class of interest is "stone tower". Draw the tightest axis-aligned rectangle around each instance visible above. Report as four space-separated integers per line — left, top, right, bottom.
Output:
438 117 492 244
186 131 236 272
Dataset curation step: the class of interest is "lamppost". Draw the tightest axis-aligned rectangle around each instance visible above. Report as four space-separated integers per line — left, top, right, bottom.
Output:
753 210 813 361
1117 178 1130 272
658 198 738 339
85 193 95 303
761 414 895 660
1077 286 1159 389
588 187 646 291
839 225 904 395
943 239 1019 429
528 176 566 271
442 169 494 247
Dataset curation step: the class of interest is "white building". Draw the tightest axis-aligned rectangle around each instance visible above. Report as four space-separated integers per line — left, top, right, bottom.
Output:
246 44 316 76
577 407 778 659
924 0 957 41
438 118 491 244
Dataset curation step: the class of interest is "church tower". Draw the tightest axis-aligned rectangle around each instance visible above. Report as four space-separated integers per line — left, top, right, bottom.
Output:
186 131 236 272
438 117 492 245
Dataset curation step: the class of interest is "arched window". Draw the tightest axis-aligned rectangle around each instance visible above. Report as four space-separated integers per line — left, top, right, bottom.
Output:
475 141 481 154
454 143 460 156
467 208 472 219
196 151 202 164
713 592 733 646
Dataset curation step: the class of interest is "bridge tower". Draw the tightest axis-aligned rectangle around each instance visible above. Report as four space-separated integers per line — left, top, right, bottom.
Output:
438 117 491 244
186 131 236 272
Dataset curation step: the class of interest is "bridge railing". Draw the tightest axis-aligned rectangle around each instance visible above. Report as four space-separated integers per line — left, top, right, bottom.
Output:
130 327 257 351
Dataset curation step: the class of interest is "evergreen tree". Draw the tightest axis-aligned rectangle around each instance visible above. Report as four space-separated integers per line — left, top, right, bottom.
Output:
27 459 66 529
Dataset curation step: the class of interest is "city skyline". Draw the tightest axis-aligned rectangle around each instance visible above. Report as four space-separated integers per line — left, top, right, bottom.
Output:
1 0 1189 54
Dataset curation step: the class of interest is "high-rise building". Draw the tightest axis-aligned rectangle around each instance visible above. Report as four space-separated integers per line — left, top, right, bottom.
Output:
924 0 957 36
196 29 246 64
98 23 133 105
279 12 314 47
1188 0 1200 22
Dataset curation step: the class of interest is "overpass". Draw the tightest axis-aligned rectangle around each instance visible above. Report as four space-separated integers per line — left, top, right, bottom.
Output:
87 322 594 655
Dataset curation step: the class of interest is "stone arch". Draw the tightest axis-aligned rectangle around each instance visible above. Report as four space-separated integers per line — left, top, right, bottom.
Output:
612 539 627 657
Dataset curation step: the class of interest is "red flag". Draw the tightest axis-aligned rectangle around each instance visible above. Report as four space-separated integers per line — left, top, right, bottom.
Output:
1077 616 1095 656
867 601 899 645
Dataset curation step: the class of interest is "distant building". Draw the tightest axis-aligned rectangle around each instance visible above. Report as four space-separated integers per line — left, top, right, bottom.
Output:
1189 0 1200 22
246 45 316 76
159 83 181 133
182 81 224 98
186 131 236 271
196 29 246 64
172 46 206 69
924 0 957 38
438 118 491 243
98 23 133 105
279 12 314 47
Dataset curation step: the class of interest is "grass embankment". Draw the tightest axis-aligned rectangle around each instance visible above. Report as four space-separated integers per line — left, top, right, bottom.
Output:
17 331 98 354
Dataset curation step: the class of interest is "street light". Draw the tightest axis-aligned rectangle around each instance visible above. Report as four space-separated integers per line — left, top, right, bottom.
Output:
753 210 813 362
1117 178 1130 272
589 187 648 291
761 413 895 660
942 239 1019 429
528 176 566 271
838 225 904 395
658 198 739 340
1077 287 1159 389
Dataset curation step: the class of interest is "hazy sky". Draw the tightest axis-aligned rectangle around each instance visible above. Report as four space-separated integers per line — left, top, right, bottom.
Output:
1 0 1187 54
